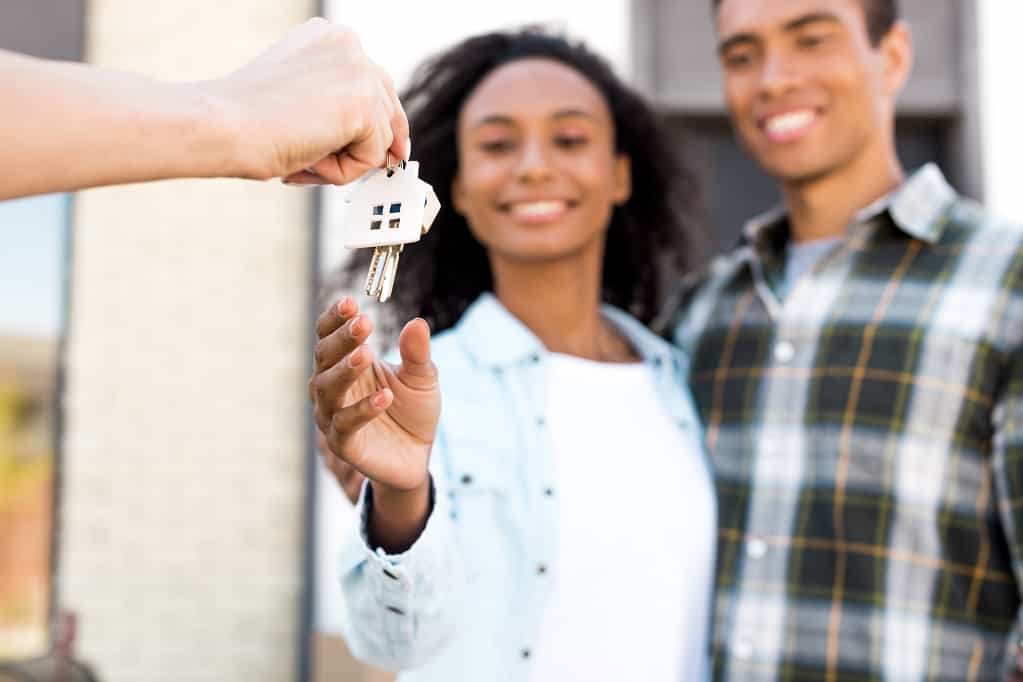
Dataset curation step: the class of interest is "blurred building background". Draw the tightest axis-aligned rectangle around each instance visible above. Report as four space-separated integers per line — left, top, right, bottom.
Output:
1 1 1021 681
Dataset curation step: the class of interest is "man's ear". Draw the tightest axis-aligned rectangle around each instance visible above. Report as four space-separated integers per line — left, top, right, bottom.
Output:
613 154 632 206
879 20 914 98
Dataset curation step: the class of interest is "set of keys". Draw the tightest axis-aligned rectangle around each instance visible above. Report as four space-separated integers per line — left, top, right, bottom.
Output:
341 159 440 302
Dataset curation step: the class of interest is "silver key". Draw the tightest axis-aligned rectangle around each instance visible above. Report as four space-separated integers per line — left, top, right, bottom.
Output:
364 244 404 303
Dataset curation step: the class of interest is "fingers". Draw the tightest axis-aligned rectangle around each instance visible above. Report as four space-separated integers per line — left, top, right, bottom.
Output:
335 152 383 185
388 99 411 163
336 115 393 184
396 318 437 388
282 170 324 185
314 312 372 376
398 318 431 365
305 156 348 185
316 296 358 340
311 341 376 432
330 388 393 437
318 389 393 470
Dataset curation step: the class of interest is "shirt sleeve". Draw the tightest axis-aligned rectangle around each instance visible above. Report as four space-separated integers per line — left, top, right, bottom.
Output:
990 342 1023 679
338 471 466 671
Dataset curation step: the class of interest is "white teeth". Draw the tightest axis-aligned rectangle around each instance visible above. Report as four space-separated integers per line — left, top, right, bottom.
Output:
765 110 816 135
510 201 567 218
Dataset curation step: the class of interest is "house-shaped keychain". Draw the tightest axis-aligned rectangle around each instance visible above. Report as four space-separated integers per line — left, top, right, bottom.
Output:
342 161 440 250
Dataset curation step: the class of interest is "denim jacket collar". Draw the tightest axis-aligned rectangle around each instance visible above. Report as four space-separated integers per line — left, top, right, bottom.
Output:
453 293 684 372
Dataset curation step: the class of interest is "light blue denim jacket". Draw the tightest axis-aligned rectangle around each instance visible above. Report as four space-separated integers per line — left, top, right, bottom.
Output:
339 293 715 681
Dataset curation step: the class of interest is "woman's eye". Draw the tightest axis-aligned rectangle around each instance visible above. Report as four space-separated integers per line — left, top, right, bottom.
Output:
555 136 588 149
480 139 515 153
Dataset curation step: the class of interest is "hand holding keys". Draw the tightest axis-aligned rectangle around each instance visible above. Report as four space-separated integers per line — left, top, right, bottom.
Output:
342 160 440 302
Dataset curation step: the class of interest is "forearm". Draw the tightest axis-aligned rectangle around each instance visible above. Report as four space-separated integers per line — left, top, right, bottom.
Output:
0 49 244 200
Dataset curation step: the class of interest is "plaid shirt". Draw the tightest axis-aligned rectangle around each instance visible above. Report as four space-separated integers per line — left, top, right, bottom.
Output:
666 165 1023 681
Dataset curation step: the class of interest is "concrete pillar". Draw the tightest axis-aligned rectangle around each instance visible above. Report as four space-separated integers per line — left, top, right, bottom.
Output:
59 2 315 679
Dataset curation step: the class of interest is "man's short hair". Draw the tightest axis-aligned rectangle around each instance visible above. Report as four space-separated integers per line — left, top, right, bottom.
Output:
711 0 899 46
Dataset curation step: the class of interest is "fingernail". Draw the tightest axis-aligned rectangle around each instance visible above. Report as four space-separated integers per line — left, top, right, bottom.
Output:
349 347 364 367
338 297 352 315
373 390 390 408
351 315 364 335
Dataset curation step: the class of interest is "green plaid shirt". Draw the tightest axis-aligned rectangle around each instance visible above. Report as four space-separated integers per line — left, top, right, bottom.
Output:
667 165 1023 681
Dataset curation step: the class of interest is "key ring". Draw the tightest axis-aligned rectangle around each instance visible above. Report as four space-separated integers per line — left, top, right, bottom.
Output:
385 151 406 176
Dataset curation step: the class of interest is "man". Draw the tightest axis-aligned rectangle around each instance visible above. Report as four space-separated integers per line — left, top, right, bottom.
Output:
665 0 1023 679
0 18 409 201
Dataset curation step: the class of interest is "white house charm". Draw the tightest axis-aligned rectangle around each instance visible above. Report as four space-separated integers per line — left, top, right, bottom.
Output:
342 161 441 302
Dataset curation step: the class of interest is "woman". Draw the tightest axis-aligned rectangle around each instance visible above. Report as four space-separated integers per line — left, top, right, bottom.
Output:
311 29 715 681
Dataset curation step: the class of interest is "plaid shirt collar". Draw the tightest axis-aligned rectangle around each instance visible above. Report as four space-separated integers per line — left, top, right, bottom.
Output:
717 164 960 320
738 162 958 256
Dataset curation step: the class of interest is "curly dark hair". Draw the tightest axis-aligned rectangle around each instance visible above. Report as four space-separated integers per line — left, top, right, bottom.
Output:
337 27 704 334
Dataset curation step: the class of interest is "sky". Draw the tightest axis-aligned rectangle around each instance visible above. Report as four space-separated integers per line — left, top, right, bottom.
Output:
0 194 68 338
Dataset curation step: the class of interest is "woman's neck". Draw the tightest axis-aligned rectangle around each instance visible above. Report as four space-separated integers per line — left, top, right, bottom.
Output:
489 240 636 363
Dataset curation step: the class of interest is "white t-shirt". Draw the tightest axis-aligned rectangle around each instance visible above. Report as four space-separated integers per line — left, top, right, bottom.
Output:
529 353 716 682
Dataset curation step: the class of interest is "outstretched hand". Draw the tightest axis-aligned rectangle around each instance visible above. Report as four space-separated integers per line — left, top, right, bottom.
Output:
309 297 439 496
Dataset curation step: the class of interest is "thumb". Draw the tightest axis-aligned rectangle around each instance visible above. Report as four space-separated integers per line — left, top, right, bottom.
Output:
396 318 436 388
335 153 380 185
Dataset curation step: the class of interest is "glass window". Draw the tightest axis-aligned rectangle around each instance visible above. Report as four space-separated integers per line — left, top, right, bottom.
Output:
0 194 70 658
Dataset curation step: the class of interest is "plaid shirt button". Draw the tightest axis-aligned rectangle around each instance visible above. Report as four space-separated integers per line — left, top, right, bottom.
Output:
773 340 795 363
734 639 754 660
746 538 768 559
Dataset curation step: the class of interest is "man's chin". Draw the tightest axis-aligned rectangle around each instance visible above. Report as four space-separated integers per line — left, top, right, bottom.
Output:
759 158 838 188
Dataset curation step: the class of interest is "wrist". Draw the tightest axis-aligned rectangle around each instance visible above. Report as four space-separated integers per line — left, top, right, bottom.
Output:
367 476 432 554
178 80 254 180
371 476 431 518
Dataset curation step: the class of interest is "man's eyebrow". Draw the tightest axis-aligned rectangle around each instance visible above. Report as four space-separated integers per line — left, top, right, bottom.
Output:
783 11 842 32
717 33 757 56
717 11 842 55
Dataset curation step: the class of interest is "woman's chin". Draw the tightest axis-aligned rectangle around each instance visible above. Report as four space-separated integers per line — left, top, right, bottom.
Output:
489 236 599 266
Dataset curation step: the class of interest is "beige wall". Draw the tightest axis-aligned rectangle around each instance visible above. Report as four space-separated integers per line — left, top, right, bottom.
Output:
59 1 315 680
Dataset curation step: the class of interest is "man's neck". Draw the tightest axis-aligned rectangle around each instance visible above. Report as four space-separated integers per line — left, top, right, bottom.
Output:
781 151 906 243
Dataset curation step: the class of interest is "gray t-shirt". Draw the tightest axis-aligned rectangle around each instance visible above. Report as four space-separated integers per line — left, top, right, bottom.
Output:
781 236 842 298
